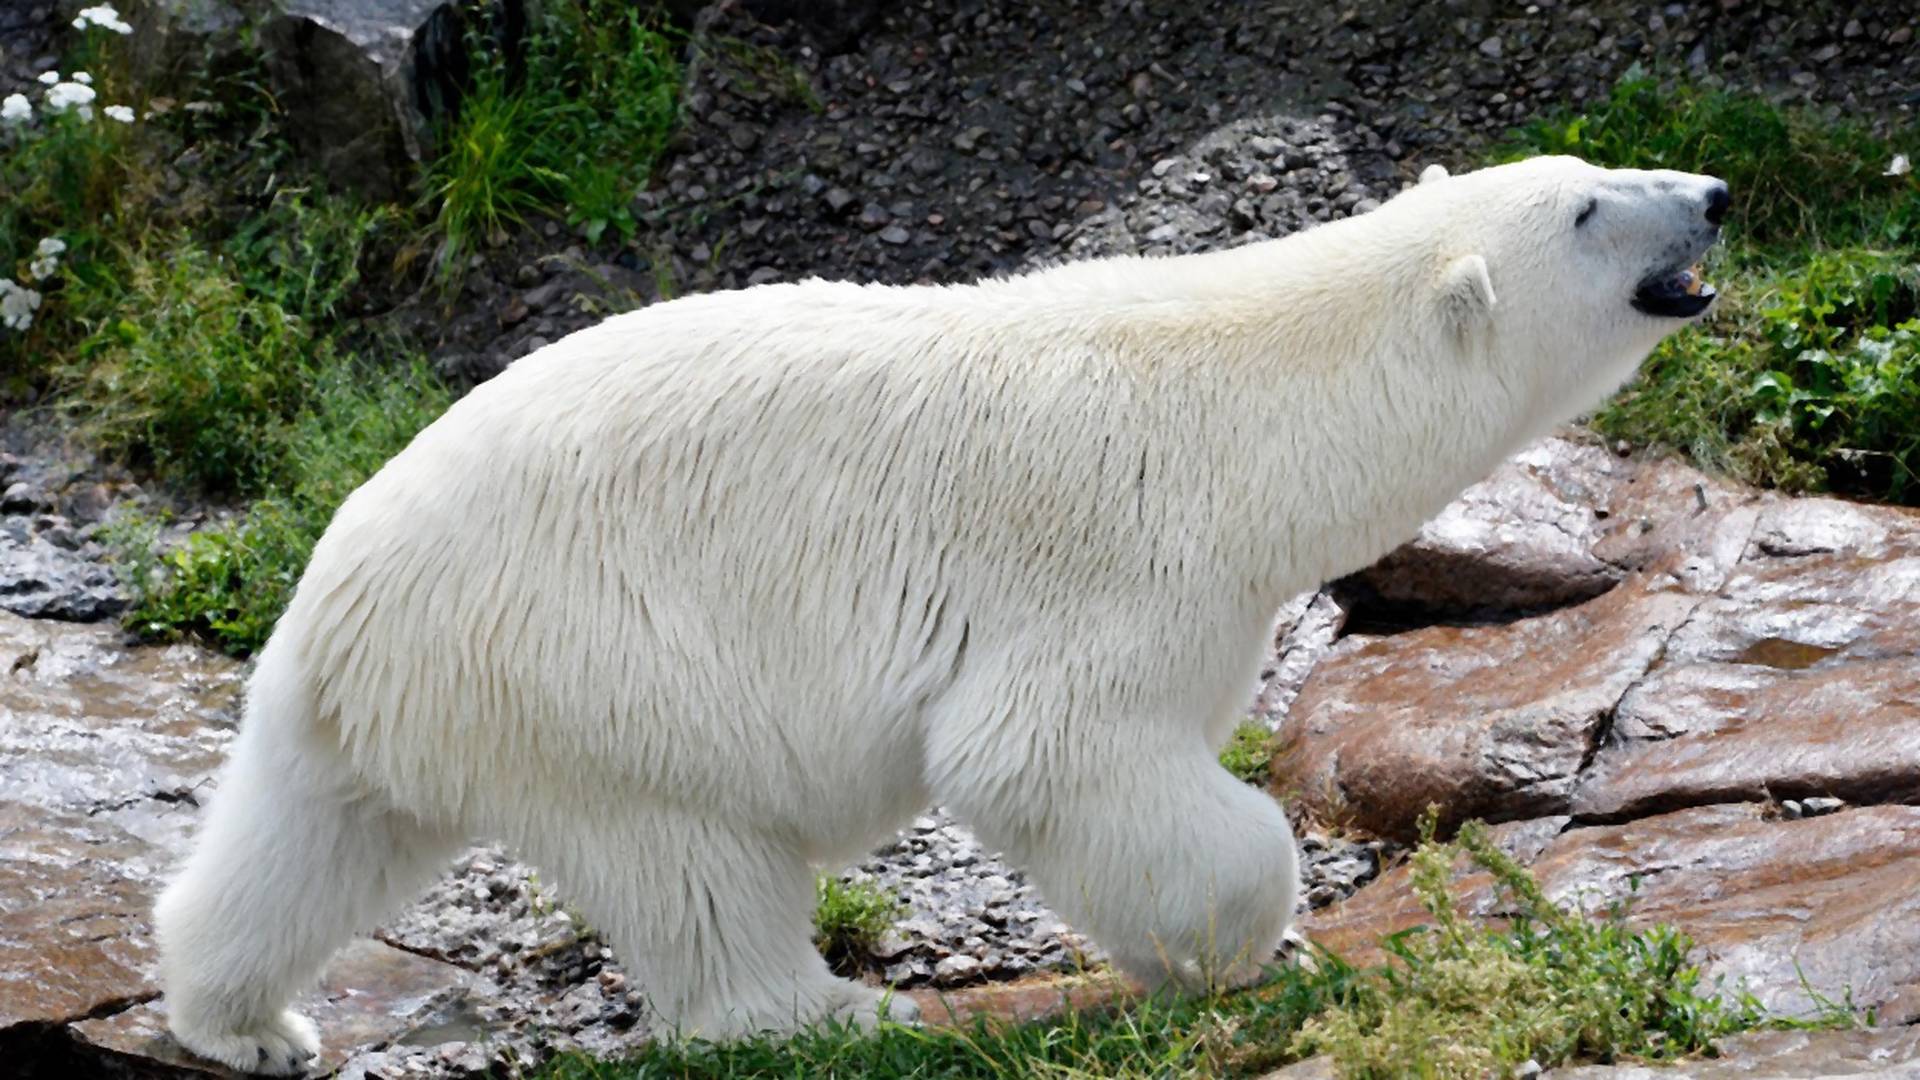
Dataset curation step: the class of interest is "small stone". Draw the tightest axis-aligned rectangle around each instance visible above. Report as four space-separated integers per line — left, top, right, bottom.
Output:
1479 36 1503 59
934 955 980 982
823 187 856 214
879 225 912 245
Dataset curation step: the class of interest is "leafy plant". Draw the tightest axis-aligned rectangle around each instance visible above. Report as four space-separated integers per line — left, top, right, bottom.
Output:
1290 813 1852 1078
813 875 906 975
113 358 452 654
1220 721 1274 785
422 0 679 271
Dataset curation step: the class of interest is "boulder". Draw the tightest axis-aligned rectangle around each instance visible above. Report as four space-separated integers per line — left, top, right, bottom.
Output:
136 0 492 199
1272 581 1703 838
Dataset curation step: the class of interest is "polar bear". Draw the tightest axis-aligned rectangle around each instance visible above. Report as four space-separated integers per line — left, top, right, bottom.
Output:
154 155 1725 1073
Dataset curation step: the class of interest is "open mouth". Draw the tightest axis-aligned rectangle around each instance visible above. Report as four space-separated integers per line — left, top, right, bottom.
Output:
1632 264 1717 319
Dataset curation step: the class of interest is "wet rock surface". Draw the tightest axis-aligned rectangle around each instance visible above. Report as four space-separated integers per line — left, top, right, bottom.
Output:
1281 439 1920 1032
1304 804 1920 1023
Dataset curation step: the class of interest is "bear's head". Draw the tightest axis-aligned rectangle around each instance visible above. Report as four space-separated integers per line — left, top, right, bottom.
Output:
1403 155 1727 417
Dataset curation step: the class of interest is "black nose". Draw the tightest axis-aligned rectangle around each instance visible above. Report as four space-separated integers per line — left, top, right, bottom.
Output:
1704 182 1729 226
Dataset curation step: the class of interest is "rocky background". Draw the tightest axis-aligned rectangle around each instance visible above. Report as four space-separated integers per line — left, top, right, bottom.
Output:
3 0 1918 1077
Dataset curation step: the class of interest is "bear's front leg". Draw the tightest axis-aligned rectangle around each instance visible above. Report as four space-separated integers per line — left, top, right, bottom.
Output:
940 739 1301 992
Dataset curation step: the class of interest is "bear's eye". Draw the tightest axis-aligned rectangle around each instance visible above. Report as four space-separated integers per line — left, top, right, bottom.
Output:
1575 198 1598 228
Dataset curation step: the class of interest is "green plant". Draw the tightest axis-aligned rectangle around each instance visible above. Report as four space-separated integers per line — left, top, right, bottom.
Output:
113 358 452 654
1289 813 1849 1078
1219 721 1274 785
64 240 317 492
423 0 679 270
813 875 905 975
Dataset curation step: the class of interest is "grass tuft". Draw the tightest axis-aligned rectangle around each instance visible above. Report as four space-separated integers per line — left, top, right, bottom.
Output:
813 875 907 976
111 358 451 653
1288 813 1834 1078
423 0 680 270
1219 720 1274 785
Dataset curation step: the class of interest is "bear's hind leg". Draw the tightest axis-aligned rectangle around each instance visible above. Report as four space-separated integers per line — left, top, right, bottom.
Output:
525 806 917 1041
155 724 460 1075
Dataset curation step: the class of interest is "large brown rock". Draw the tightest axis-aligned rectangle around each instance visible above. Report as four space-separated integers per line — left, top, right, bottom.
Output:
1573 498 1920 821
1302 804 1920 1021
1272 582 1701 838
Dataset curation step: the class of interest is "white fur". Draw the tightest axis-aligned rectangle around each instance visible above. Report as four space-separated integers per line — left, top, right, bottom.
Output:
154 155 1723 1071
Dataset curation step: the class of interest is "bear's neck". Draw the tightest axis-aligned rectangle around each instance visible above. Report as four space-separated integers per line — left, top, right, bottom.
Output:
1028 235 1548 599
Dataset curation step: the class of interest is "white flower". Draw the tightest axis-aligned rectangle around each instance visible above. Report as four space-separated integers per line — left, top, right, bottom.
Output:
36 71 59 86
73 5 133 34
30 237 67 280
44 80 97 116
103 104 135 123
73 71 93 85
0 93 29 123
0 279 43 332
1889 154 1913 178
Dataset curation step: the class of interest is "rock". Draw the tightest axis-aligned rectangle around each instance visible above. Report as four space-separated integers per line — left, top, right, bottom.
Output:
0 612 235 1058
1304 804 1920 1021
908 972 1138 1028
139 0 505 199
1573 498 1920 822
1542 1025 1920 1078
0 522 126 621
1349 440 1627 619
1250 589 1347 728
1272 580 1708 839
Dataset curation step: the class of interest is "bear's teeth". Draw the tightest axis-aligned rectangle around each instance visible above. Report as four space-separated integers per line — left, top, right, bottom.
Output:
1682 264 1706 296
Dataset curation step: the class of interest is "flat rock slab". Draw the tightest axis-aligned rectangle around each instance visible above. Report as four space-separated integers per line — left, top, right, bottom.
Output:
0 613 487 1075
1575 498 1920 822
1302 804 1920 1021
908 972 1139 1028
1275 438 1920 844
1273 581 1703 839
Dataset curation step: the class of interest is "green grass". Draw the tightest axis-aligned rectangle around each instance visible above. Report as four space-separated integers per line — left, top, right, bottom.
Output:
112 359 451 653
1502 76 1920 501
1219 721 1274 785
814 876 907 976
535 812 1849 1079
423 0 679 270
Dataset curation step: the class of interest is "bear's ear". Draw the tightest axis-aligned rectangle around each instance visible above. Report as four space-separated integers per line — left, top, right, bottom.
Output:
1419 164 1450 185
1441 253 1497 328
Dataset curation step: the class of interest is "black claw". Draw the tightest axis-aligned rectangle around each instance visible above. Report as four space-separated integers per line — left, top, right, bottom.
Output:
258 1046 270 1065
